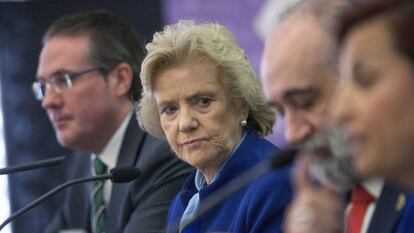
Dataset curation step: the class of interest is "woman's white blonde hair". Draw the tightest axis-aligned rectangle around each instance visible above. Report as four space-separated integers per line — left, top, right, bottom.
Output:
136 20 275 139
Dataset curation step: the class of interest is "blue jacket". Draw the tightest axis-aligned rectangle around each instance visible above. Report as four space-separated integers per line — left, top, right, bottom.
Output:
397 194 414 233
362 182 414 233
166 131 292 233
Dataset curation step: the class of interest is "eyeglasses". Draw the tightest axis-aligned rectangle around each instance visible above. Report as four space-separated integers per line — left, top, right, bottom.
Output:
32 67 102 101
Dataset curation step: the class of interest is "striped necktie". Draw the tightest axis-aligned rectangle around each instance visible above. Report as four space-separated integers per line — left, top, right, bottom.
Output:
91 158 107 233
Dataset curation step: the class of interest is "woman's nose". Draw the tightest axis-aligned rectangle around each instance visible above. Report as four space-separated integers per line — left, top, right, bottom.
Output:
331 84 353 125
178 107 198 132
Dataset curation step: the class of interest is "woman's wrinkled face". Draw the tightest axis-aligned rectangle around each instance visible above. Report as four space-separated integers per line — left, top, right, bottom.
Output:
333 16 414 186
153 61 246 180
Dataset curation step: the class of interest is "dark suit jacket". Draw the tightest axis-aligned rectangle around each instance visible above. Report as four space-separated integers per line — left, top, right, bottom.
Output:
45 117 193 233
367 183 414 233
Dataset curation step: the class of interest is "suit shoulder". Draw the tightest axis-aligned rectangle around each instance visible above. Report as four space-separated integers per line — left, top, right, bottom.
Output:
142 133 171 154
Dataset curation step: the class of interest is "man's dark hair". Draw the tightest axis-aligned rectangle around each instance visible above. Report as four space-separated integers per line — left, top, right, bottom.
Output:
44 10 144 101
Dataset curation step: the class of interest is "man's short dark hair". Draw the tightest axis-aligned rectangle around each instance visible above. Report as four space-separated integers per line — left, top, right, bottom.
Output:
44 10 144 101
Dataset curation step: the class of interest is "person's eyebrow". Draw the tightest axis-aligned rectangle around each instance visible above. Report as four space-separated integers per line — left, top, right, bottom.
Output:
36 69 70 81
35 75 45 81
157 99 175 109
282 87 318 101
185 91 215 103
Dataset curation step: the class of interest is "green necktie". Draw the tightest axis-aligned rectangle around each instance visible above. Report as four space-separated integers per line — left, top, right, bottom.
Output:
91 158 107 233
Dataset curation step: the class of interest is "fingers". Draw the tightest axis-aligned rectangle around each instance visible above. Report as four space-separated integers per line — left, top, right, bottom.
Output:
284 204 317 233
285 154 346 233
293 154 312 192
284 187 345 233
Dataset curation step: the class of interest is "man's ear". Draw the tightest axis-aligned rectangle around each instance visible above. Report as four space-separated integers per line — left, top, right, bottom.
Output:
109 62 134 97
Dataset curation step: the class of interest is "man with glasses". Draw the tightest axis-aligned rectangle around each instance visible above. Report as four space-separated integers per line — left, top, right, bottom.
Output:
35 10 192 233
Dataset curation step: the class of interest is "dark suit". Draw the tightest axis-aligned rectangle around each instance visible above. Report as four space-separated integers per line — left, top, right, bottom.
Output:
367 184 414 233
45 116 193 233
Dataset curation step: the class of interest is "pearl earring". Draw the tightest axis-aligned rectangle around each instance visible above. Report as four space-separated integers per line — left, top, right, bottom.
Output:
240 119 247 127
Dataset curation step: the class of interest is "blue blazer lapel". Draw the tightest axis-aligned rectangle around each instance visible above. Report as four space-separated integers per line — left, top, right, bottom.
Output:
106 116 145 233
367 184 407 233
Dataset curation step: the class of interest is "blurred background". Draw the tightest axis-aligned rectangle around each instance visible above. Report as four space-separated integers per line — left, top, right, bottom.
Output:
0 0 291 232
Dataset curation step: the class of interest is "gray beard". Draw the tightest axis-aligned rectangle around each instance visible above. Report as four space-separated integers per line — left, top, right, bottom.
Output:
302 126 356 192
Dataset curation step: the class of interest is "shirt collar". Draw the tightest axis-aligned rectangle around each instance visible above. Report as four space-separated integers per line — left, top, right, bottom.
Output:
92 111 132 170
194 131 248 191
362 177 384 199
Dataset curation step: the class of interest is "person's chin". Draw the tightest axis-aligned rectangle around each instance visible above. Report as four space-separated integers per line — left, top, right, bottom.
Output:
182 152 214 169
56 132 78 148
355 156 379 180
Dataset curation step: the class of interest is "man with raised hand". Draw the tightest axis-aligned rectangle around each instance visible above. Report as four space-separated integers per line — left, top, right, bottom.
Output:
261 0 414 232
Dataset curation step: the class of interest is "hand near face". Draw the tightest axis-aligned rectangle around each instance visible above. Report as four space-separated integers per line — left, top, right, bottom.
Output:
284 156 345 233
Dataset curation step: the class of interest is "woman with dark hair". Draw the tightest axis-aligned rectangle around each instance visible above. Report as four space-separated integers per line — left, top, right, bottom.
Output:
334 0 414 192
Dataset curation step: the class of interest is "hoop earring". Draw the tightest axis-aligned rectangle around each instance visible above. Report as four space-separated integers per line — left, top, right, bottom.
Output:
240 119 247 127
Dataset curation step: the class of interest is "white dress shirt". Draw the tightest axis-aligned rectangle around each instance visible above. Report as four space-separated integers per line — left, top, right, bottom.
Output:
91 111 132 204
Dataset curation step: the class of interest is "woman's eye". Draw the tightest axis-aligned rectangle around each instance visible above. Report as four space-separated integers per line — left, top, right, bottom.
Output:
353 65 378 88
196 97 212 107
354 72 376 88
161 105 177 115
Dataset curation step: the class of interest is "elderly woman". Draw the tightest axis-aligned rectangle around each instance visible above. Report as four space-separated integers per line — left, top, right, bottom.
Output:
136 20 291 233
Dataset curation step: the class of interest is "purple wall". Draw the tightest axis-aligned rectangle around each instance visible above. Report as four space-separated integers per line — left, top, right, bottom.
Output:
164 0 265 80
